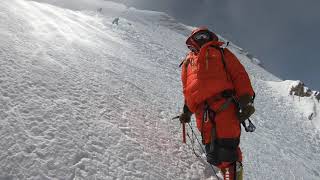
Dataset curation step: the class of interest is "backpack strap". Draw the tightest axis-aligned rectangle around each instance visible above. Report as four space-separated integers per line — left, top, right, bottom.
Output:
179 53 191 68
220 48 232 81
209 46 231 81
179 61 184 68
181 46 232 82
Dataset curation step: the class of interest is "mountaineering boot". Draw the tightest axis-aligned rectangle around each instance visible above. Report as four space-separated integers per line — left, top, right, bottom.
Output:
221 165 234 180
221 161 243 180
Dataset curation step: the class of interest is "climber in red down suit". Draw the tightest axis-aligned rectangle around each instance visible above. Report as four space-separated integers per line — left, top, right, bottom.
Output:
179 27 255 180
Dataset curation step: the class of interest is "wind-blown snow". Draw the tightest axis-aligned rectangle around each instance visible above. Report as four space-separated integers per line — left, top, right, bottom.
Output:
0 0 319 179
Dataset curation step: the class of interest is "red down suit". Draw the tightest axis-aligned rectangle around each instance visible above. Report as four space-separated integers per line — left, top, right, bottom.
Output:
181 41 254 145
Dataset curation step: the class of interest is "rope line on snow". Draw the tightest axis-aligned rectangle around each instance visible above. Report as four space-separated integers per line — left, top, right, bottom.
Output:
186 122 220 179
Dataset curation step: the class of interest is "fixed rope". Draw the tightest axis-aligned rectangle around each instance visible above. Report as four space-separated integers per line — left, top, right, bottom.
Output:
185 122 219 179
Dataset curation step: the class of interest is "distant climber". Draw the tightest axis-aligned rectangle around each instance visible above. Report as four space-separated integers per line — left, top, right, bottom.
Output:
179 27 255 180
112 17 119 25
315 91 320 102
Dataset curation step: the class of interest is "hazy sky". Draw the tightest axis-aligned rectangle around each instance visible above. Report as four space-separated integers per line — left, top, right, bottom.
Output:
115 0 320 90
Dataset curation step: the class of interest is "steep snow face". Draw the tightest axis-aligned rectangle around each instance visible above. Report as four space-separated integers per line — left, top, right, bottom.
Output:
0 0 320 180
0 0 191 179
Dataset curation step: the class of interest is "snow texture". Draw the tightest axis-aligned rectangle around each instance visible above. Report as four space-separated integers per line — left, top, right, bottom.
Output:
0 0 319 179
267 80 320 130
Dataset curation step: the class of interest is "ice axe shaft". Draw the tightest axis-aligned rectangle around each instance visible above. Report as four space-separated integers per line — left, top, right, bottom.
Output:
172 116 187 144
182 123 186 143
172 116 180 120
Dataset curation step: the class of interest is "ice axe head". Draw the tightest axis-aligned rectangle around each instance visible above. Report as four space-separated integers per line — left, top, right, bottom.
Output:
243 119 256 132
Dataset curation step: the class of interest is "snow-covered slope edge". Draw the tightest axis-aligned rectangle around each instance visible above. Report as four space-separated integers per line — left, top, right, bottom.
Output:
267 80 320 129
1 0 320 180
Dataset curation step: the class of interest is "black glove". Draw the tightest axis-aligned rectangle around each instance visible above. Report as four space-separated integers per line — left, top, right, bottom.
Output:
238 105 255 122
237 94 255 122
179 112 191 123
179 104 192 123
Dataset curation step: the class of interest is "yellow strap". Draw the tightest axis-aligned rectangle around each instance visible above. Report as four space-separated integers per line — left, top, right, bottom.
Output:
236 162 244 180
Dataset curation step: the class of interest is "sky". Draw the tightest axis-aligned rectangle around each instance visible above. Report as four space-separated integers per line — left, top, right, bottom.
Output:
114 0 320 90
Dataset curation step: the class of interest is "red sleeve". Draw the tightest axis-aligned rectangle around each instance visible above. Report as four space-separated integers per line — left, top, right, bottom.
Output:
224 49 255 98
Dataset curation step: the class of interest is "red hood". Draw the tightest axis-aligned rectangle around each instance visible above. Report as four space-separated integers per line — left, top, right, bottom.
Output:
186 27 221 51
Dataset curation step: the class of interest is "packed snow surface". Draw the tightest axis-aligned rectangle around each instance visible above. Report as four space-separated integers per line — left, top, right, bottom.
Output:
267 80 320 130
0 0 320 179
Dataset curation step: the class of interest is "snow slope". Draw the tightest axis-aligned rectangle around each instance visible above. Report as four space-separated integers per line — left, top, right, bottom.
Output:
266 80 320 130
0 0 319 179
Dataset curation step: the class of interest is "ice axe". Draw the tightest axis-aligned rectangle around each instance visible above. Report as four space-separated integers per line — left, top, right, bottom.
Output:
242 118 256 132
172 116 186 144
232 95 256 132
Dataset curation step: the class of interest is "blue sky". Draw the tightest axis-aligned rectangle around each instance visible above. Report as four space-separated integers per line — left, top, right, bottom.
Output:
118 0 320 90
